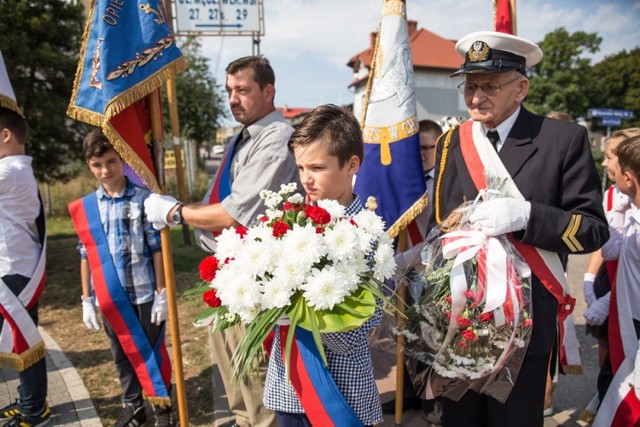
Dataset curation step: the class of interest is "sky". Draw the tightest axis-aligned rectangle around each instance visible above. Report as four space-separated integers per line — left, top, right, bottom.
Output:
186 0 640 122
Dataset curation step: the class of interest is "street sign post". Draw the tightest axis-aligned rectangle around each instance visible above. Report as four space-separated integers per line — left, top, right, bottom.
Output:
173 0 264 36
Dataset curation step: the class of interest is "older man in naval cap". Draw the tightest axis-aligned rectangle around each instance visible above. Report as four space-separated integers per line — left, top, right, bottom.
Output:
428 31 609 427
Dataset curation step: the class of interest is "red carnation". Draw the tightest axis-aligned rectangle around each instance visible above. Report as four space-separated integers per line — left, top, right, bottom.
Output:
272 221 290 237
523 318 533 327
304 205 331 225
236 226 248 237
283 202 292 211
477 312 494 323
259 215 268 223
457 317 472 328
461 329 478 341
202 289 222 307
315 226 323 234
198 255 219 282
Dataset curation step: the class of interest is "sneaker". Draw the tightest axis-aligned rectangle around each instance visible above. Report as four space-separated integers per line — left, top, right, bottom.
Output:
113 403 147 427
4 403 51 427
153 406 175 427
0 400 20 419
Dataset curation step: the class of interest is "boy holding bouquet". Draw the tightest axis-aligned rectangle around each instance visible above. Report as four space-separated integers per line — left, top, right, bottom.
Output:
262 104 383 426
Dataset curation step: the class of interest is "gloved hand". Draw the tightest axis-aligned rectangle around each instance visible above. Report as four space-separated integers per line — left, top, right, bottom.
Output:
634 340 640 400
144 194 180 230
468 198 531 236
583 291 611 326
150 289 168 325
82 297 101 330
583 272 597 306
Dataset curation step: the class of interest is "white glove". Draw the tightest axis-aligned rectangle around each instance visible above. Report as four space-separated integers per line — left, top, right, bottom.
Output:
583 272 597 306
150 289 169 325
82 297 101 330
468 198 531 236
144 194 180 230
634 339 640 400
583 292 611 326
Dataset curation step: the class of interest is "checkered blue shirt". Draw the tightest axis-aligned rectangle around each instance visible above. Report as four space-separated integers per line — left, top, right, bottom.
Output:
77 179 161 305
263 195 383 425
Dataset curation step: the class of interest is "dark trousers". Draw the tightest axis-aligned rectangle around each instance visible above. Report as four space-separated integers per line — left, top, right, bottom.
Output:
443 353 549 427
0 274 48 416
102 300 162 406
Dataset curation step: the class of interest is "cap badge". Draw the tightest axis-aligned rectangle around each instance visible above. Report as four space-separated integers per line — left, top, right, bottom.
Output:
468 41 490 63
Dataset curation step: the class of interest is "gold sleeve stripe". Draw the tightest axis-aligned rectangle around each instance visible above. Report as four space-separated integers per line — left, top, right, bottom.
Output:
562 214 584 252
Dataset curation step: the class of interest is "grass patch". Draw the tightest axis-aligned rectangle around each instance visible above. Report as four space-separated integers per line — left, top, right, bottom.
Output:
41 216 215 425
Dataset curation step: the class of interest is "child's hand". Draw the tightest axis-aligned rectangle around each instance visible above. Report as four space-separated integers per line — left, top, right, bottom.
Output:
81 297 101 330
151 289 168 325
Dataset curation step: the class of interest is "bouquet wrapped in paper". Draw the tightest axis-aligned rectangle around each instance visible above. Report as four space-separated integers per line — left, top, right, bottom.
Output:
397 178 533 403
188 183 398 379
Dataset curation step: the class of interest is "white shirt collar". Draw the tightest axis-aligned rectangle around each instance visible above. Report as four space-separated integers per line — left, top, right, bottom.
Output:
482 106 521 151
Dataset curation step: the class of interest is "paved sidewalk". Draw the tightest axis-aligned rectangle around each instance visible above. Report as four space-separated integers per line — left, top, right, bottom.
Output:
0 328 101 427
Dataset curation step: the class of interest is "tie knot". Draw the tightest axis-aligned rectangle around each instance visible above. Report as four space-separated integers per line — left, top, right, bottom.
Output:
486 130 499 150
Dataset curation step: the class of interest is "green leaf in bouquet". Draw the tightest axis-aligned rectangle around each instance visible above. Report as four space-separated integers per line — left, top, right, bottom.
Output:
182 282 212 296
288 286 376 334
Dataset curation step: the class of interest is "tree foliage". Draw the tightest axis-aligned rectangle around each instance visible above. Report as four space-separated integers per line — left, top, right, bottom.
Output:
0 0 86 183
163 37 227 152
589 48 640 129
525 28 601 119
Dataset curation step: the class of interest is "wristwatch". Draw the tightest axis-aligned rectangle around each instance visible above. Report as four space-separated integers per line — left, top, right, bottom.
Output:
172 203 184 225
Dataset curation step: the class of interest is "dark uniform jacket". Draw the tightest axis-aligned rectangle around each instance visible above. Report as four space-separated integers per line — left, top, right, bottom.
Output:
431 107 609 357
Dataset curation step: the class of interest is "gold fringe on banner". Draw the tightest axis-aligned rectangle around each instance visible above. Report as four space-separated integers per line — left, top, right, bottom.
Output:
0 95 24 118
386 192 428 240
0 341 46 372
146 396 172 409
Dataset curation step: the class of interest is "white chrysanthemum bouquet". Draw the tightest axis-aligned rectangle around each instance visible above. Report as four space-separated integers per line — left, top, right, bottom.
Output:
189 183 398 379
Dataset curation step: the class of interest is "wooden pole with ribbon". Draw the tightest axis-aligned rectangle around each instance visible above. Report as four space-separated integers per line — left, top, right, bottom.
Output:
148 90 189 426
394 230 409 426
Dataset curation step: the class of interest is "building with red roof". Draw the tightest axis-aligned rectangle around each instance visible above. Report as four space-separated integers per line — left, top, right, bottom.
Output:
347 20 468 122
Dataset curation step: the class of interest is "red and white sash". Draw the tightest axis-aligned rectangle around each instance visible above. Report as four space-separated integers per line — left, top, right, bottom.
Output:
458 121 576 365
0 197 47 371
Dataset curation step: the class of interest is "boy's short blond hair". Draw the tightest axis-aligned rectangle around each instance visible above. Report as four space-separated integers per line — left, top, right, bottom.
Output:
83 128 116 160
288 104 363 167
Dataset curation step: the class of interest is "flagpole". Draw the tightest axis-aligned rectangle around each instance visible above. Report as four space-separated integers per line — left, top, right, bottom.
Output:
148 90 190 426
394 230 409 426
510 0 517 35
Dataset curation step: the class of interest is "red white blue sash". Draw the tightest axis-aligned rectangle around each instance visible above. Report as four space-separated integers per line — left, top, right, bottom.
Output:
68 194 171 405
458 121 575 364
279 325 364 427
0 194 47 371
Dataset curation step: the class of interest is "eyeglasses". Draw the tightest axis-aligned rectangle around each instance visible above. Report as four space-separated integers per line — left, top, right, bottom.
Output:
457 77 520 96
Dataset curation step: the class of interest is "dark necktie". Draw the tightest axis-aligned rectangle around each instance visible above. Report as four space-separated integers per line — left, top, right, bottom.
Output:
487 130 500 151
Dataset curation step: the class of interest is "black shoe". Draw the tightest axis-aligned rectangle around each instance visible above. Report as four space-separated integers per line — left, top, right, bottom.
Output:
4 403 51 427
0 400 20 419
381 396 423 414
218 421 239 427
153 406 175 427
113 403 147 427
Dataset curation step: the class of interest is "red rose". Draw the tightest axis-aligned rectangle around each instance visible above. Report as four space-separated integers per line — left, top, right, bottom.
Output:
457 317 472 328
272 221 290 237
202 289 221 307
461 329 478 341
304 205 331 225
236 226 248 238
477 312 494 323
198 255 219 282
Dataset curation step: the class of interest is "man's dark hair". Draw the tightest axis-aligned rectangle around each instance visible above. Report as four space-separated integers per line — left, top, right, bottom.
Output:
288 104 363 167
615 135 640 179
226 56 275 90
83 128 115 160
0 107 28 144
419 119 443 137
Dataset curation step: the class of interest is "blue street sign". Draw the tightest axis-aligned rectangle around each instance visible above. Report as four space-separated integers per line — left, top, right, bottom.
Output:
588 108 635 119
602 118 622 127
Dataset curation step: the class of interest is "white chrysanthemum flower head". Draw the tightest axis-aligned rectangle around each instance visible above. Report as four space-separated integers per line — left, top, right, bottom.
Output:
324 220 359 263
331 260 361 294
262 276 296 310
280 224 326 271
352 210 385 236
373 243 396 280
245 225 274 243
214 228 245 262
301 266 352 310
234 239 274 277
288 193 304 204
316 199 345 222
